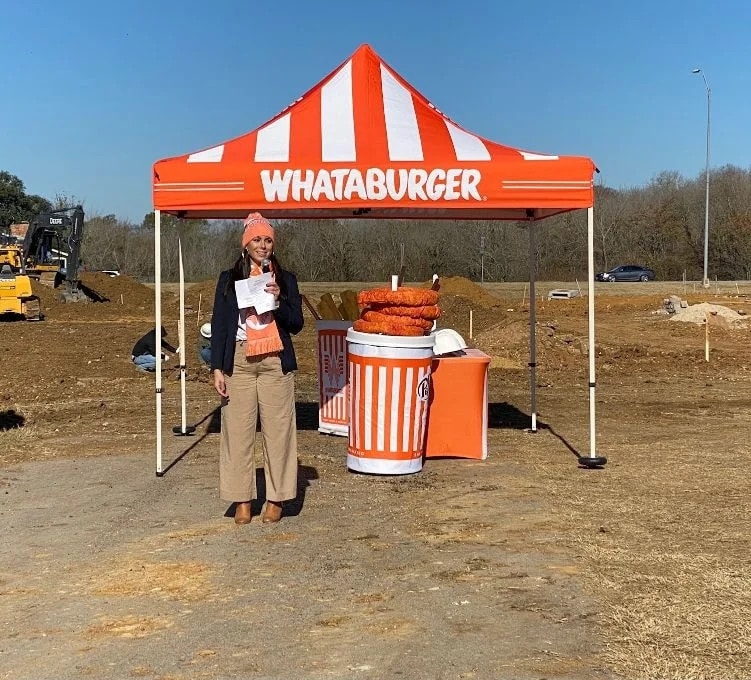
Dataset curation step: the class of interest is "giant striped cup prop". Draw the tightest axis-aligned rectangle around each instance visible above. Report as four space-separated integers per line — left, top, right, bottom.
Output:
346 340 433 475
316 321 352 436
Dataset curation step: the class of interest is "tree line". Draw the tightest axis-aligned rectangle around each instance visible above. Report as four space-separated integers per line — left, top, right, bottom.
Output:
2 166 750 282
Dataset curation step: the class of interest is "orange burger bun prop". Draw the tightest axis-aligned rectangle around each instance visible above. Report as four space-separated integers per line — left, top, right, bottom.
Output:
353 319 426 336
370 304 441 320
357 287 439 307
362 310 433 331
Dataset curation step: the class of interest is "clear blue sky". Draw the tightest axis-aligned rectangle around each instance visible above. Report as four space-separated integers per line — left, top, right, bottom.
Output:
1 0 749 223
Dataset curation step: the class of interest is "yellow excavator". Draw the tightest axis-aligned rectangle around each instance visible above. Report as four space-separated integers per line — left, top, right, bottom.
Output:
0 263 41 320
0 234 41 320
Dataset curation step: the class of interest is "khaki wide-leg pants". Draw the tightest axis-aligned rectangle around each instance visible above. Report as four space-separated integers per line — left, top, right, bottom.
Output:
219 342 298 503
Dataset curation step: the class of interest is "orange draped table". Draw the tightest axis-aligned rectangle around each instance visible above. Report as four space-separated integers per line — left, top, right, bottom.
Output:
424 349 490 459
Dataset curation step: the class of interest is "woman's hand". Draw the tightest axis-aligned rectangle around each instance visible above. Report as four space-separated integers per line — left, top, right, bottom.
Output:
213 369 227 397
264 280 280 299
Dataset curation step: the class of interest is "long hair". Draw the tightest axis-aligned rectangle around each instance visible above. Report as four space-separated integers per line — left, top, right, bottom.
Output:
224 250 288 298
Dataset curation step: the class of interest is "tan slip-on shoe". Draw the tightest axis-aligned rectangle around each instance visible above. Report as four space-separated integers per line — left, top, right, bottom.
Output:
234 502 252 525
262 501 282 524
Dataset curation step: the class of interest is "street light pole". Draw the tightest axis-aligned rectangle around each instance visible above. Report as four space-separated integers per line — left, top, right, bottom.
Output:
692 68 711 288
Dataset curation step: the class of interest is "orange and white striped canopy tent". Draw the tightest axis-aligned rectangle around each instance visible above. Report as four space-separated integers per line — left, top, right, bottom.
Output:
151 44 605 476
153 44 595 221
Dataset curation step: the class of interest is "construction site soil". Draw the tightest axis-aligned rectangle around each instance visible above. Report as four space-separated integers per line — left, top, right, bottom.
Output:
2 274 750 680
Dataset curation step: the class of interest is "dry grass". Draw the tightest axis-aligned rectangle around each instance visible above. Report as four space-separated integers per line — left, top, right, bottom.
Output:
1 420 40 442
586 547 750 679
1 422 47 464
539 442 751 680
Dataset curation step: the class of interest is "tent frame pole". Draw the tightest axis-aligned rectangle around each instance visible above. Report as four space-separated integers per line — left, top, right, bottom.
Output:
155 210 164 476
580 206 607 468
528 222 537 432
173 238 195 436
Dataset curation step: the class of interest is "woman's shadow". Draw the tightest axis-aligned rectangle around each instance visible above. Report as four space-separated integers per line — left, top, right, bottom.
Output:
225 463 318 519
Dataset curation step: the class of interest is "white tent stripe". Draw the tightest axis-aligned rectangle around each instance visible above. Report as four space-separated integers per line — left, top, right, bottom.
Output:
501 180 592 184
321 60 356 162
187 145 225 163
502 180 592 190
444 120 491 161
255 113 291 162
380 64 423 161
520 151 559 160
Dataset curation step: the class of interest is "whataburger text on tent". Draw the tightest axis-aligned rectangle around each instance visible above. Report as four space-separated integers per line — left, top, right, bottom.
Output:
260 168 483 203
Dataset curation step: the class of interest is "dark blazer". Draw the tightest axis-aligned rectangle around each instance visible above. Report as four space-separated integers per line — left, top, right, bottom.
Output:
210 268 304 375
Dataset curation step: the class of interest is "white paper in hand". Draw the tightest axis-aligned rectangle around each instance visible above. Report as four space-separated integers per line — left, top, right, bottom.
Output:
234 273 278 314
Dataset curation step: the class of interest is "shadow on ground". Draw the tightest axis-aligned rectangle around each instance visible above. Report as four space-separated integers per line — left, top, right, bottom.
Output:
224 464 318 519
0 409 25 430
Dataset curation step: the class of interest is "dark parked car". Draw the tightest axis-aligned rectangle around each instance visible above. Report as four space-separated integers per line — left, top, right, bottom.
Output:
595 265 655 282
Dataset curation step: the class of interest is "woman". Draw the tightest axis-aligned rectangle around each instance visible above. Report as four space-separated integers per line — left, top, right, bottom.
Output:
210 213 304 524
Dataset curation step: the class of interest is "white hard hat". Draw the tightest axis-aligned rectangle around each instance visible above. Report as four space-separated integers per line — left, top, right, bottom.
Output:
200 322 212 339
432 328 467 356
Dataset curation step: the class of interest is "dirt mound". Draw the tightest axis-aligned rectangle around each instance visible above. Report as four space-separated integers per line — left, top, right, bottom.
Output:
403 276 509 342
29 278 60 312
30 274 157 321
437 294 506 340
468 312 593 373
669 302 748 326
177 279 217 318
474 319 529 348
79 273 154 308
435 276 503 309
157 280 217 334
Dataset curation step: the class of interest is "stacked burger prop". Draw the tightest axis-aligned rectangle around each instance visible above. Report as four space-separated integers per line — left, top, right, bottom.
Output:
354 286 441 336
